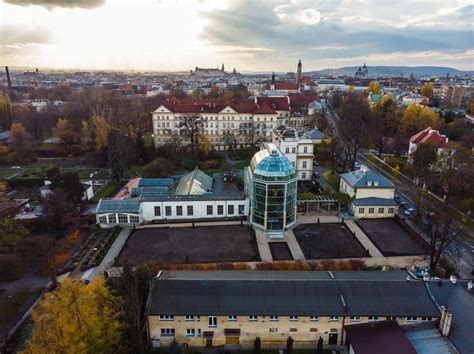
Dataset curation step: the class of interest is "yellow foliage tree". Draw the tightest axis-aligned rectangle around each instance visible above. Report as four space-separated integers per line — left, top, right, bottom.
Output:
21 277 123 354
400 103 440 136
368 81 381 94
91 115 110 151
420 82 433 98
200 135 213 158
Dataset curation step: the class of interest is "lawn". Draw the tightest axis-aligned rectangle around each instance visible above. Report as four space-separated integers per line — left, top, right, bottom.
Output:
234 160 250 170
0 168 25 178
0 290 41 326
91 181 122 202
323 171 340 191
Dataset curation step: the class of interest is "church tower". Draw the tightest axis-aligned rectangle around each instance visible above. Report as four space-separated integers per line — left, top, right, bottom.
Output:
297 59 302 85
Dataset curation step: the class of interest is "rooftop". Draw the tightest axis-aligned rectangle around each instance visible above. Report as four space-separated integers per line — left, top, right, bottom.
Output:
341 168 394 189
175 167 213 195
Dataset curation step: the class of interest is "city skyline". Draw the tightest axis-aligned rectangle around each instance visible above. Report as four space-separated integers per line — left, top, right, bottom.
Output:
1 0 473 71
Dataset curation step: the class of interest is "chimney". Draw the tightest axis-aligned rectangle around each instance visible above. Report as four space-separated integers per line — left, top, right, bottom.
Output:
439 307 453 336
5 66 11 88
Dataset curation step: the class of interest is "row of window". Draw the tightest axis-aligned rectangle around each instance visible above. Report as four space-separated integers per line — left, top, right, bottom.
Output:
159 315 432 323
154 204 245 217
358 207 395 214
155 115 279 122
98 214 139 224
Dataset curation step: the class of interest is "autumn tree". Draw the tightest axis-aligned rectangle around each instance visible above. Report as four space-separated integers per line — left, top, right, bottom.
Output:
54 118 82 156
371 96 400 156
239 122 260 148
0 94 13 130
21 277 123 354
91 115 110 150
368 81 381 94
0 217 30 254
178 113 206 153
400 103 440 137
420 82 434 98
200 136 213 159
8 122 36 164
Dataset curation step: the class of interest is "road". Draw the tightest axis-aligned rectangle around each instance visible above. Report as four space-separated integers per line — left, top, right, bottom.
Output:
323 99 474 278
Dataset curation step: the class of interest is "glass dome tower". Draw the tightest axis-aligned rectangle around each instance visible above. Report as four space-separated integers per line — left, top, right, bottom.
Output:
249 145 297 233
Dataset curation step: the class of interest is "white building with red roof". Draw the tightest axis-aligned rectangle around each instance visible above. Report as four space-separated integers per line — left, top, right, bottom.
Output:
408 127 449 162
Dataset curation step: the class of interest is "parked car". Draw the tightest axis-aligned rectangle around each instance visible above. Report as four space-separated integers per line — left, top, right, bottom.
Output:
393 195 401 204
400 201 408 210
403 207 415 217
313 171 320 178
313 161 319 166
354 161 361 169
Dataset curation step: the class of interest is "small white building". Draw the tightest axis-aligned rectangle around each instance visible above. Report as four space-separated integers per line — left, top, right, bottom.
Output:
408 127 449 163
339 167 398 218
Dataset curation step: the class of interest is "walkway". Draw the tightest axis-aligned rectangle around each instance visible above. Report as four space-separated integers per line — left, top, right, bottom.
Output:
254 229 273 262
284 229 305 260
344 220 383 257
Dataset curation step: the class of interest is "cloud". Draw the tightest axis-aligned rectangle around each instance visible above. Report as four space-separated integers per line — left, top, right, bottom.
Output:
4 0 105 9
0 24 52 46
296 8 321 25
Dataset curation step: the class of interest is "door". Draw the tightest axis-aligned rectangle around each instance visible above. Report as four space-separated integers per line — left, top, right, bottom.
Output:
206 339 213 347
328 333 338 345
226 336 240 345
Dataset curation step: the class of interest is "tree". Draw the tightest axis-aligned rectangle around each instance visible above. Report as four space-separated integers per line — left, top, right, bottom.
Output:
254 337 261 354
400 103 440 137
81 120 90 148
61 171 85 203
43 187 73 228
54 118 82 156
420 82 434 98
468 102 474 114
108 129 125 181
21 277 123 354
8 122 36 164
316 336 323 354
0 94 13 130
368 81 381 94
221 130 237 150
142 157 174 178
240 122 260 148
107 263 152 354
178 113 206 153
200 136 213 159
372 96 400 156
0 217 30 254
91 115 110 151
411 143 438 178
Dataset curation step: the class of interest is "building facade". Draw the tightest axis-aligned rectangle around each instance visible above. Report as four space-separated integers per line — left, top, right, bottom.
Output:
146 271 440 349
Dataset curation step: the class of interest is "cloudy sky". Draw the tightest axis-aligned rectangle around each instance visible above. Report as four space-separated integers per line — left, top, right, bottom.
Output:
0 0 473 71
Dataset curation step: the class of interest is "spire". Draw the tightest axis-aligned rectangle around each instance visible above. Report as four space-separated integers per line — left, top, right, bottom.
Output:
297 59 302 85
271 72 275 85
221 63 224 72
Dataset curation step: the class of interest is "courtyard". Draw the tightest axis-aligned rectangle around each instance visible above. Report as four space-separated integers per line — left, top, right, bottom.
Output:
356 219 428 256
116 225 260 265
293 223 368 259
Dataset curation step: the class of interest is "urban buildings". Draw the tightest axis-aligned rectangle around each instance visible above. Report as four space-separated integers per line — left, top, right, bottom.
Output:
408 127 449 162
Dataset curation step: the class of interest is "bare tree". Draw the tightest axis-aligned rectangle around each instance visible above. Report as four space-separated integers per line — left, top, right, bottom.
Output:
239 122 261 148
178 113 206 153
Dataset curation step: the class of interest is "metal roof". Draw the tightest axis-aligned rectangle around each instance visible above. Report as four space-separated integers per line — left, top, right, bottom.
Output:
147 271 440 317
138 178 174 188
341 169 394 189
175 168 213 195
352 197 398 207
96 199 140 214
251 145 295 179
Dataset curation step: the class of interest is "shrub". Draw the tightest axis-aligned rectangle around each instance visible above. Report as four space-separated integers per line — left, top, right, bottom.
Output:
8 177 44 188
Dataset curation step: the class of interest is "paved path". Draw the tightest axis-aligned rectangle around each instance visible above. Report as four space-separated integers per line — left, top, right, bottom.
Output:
345 220 383 257
284 229 305 260
88 227 132 280
254 229 273 262
296 213 341 224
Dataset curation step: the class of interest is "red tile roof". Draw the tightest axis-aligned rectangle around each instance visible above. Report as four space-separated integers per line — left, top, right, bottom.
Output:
256 96 290 111
410 127 448 148
288 92 318 105
274 83 299 90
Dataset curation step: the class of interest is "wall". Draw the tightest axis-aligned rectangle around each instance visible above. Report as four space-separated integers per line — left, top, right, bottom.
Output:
352 205 397 219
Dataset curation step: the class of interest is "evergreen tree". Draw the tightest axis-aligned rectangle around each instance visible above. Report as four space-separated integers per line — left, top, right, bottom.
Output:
107 129 125 181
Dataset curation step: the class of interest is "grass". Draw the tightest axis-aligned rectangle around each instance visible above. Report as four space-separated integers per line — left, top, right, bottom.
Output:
0 290 41 325
323 171 340 191
0 168 25 178
234 160 250 170
91 181 122 202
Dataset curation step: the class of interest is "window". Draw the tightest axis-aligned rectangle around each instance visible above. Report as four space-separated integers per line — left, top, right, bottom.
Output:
368 316 378 321
129 215 139 223
406 317 418 322
98 215 107 223
289 316 298 321
386 316 397 321
388 207 395 214
228 315 237 321
350 316 361 322
186 329 196 337
270 316 279 321
228 205 234 215
249 316 258 321
208 316 217 327
176 206 183 216
285 147 290 153
378 207 384 214
309 328 318 333
185 316 195 321
421 317 432 321
207 205 213 215
303 146 308 153
329 316 339 321
159 315 174 321
302 172 306 179
186 205 193 215
310 316 319 321
302 161 307 168
368 208 375 214
161 328 175 336
289 328 297 332
291 147 296 153
239 205 245 214
269 328 278 333
217 205 224 215
165 206 172 216
108 214 116 223
358 208 365 214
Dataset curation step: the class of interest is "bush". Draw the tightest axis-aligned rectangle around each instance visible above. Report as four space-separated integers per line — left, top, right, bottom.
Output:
229 147 256 161
8 177 44 188
142 157 175 178
198 158 222 170
0 254 22 281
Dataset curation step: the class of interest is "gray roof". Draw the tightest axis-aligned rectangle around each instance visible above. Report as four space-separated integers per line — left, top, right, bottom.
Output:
352 197 398 207
138 178 174 188
176 168 213 195
96 199 140 214
426 280 474 354
141 193 246 202
147 271 440 317
305 128 325 140
341 169 394 189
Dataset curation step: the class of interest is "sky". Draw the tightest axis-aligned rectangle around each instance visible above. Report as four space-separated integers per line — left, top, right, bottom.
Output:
0 0 473 72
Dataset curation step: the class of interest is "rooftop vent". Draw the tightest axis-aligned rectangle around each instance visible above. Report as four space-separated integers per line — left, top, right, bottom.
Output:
270 149 279 156
450 275 457 284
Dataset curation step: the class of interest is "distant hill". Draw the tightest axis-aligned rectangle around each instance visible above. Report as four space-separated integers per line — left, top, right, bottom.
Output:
308 66 473 77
